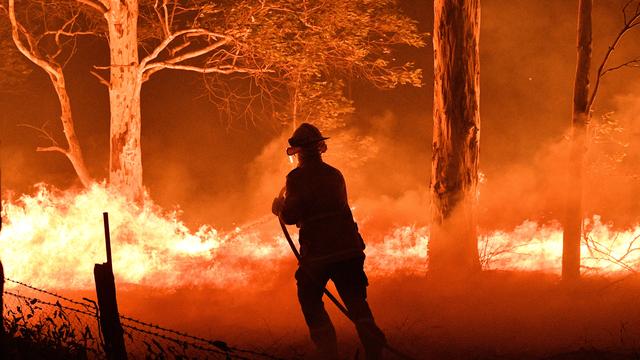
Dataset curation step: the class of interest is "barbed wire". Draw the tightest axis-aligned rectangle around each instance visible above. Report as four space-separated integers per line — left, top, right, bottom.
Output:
3 278 285 360
121 322 244 359
4 290 97 318
119 314 286 360
3 290 103 357
5 278 95 309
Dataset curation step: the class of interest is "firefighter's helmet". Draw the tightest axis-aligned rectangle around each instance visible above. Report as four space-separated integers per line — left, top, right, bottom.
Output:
287 123 329 155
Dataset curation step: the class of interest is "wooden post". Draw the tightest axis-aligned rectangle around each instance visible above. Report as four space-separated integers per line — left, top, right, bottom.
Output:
1 261 5 351
94 212 127 360
1 140 5 347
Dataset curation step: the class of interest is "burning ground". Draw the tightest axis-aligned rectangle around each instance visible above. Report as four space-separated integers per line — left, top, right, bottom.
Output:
2 172 640 290
2 170 640 358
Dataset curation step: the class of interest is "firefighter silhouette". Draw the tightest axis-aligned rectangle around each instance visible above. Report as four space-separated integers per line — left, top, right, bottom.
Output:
272 123 386 360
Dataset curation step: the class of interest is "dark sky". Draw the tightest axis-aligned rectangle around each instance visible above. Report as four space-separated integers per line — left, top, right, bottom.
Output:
1 0 639 228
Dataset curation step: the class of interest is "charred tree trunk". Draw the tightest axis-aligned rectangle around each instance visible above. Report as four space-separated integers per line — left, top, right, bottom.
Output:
430 0 481 274
106 1 144 201
563 0 592 281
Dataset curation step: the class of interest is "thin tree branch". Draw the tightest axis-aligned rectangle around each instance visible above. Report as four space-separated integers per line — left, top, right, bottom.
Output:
8 0 60 80
169 40 191 56
44 30 97 38
142 63 266 75
17 123 69 157
153 0 171 37
75 0 108 14
36 146 69 155
589 2 640 110
602 57 640 76
90 69 110 87
154 38 229 67
139 28 227 70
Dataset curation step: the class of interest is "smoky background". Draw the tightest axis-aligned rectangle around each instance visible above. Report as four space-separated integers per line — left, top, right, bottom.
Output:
0 0 639 233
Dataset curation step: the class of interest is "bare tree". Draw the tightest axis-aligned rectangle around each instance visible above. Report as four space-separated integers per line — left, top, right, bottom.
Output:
563 0 640 280
83 0 273 200
5 0 424 200
5 0 277 199
430 0 481 275
4 0 95 187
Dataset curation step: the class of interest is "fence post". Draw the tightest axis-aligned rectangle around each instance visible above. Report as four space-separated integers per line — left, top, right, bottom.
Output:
1 260 4 351
94 212 127 360
1 144 5 351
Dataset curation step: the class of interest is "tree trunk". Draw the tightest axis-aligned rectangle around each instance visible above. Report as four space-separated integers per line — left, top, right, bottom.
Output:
106 1 144 201
7 0 92 188
51 75 93 188
430 0 481 275
563 0 592 281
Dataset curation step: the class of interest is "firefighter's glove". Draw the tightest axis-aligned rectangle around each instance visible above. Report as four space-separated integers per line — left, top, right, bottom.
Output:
272 196 285 216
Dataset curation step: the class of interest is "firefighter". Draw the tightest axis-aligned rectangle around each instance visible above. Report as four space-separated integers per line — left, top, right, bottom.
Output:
272 123 386 360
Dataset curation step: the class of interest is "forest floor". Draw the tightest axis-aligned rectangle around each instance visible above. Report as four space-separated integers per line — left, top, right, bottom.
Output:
76 269 640 360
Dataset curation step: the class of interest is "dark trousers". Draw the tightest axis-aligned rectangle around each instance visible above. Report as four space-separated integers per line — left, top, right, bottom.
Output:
295 256 386 359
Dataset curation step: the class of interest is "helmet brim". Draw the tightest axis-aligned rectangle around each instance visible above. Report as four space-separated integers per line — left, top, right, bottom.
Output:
286 137 329 156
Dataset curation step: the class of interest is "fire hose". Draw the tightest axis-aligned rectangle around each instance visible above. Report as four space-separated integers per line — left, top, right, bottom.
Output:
277 217 416 360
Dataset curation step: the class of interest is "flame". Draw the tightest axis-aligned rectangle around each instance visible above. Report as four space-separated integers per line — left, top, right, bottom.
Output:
0 183 289 289
1 184 639 290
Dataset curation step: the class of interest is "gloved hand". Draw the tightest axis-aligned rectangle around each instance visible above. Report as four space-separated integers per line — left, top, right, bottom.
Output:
272 196 284 216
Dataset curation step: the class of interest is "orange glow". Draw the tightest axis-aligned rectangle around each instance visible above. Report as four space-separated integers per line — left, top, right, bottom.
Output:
1 184 639 290
0 184 288 289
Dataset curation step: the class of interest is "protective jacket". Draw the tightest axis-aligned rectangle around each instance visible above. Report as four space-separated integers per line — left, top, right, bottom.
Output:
280 156 365 264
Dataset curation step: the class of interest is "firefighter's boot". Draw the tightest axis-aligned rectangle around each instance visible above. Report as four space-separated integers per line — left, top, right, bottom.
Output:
356 318 386 360
310 323 339 359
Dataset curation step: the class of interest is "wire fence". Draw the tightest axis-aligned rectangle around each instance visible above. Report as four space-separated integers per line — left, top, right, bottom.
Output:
2 278 286 360
3 283 102 359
